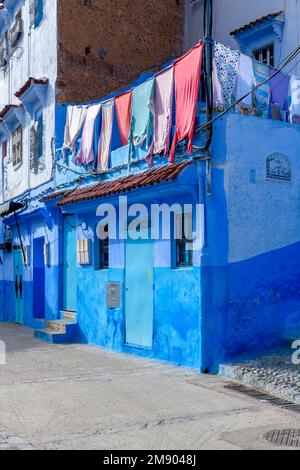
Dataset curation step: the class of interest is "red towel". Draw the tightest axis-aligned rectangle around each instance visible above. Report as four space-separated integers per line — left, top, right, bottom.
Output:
169 42 203 163
115 91 132 147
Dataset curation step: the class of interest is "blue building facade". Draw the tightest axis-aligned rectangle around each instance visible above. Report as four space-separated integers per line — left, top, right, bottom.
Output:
1 102 300 374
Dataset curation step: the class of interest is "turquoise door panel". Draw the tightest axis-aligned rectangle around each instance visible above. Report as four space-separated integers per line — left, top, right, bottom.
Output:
125 230 154 348
63 216 77 312
14 250 24 324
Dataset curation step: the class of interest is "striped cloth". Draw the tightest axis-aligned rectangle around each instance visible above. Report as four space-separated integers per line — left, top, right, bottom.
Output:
97 101 114 171
77 104 101 165
253 61 270 118
153 67 174 156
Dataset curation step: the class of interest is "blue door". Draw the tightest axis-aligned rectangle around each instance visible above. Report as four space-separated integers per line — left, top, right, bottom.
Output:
13 250 24 324
125 228 154 348
63 216 77 312
33 237 45 319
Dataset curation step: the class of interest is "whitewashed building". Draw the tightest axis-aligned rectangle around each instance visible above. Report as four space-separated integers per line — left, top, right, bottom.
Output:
0 0 57 203
186 0 300 72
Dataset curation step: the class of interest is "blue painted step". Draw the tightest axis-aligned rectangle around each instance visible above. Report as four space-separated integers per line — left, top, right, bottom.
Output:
34 316 79 344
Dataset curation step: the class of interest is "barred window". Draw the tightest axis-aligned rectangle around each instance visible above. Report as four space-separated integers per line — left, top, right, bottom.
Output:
253 43 274 67
29 0 43 29
30 116 43 174
175 213 193 268
95 224 109 270
12 126 23 167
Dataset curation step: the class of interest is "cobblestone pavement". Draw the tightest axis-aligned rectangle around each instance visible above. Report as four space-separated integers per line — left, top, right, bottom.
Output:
0 324 300 450
220 349 300 403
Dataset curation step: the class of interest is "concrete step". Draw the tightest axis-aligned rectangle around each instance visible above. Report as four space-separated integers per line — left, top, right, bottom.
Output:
35 319 80 344
46 320 76 333
60 310 77 322
34 329 67 344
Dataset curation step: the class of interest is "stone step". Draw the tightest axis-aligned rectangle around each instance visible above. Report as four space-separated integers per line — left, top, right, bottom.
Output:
46 320 77 333
60 310 77 322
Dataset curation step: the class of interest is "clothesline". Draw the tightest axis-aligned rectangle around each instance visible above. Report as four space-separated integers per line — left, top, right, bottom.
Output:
61 40 300 173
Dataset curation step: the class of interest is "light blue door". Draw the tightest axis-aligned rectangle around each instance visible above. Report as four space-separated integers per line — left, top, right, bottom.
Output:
63 216 77 312
125 229 154 348
14 250 24 324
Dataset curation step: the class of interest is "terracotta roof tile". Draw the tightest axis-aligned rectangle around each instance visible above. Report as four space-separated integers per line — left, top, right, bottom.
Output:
57 160 193 207
230 11 283 36
40 189 75 202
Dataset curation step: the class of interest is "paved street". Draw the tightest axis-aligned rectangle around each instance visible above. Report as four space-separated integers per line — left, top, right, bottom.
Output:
0 323 299 450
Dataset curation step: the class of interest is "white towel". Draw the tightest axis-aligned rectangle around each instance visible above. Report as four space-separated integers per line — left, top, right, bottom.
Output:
63 105 87 157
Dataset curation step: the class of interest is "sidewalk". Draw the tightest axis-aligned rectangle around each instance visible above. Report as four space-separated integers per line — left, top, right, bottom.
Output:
220 349 300 404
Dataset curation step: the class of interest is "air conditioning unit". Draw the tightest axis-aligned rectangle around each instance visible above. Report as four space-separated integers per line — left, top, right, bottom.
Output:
10 19 23 49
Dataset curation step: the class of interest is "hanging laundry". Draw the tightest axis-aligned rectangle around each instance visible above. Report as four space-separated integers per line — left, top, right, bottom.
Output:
213 58 224 108
115 91 132 146
129 78 155 161
169 42 203 164
252 61 270 118
76 104 101 165
214 42 240 108
97 101 114 171
288 75 300 124
269 69 290 121
236 53 256 113
153 66 174 156
63 105 87 159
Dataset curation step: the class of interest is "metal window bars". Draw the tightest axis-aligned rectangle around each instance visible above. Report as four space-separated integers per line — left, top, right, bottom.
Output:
30 117 44 173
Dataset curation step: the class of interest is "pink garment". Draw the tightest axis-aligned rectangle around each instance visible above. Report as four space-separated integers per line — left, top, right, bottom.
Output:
115 91 132 146
153 67 174 156
76 104 101 165
169 42 203 163
98 101 114 171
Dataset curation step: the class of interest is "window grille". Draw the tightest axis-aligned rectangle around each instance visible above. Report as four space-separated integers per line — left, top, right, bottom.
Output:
175 213 193 268
253 43 274 67
12 126 23 167
96 224 109 270
29 0 43 28
30 116 43 173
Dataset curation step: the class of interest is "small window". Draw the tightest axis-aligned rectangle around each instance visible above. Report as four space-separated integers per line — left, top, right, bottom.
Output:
253 43 274 67
95 224 109 270
30 0 43 29
30 115 44 173
2 141 7 159
12 126 23 167
174 213 193 268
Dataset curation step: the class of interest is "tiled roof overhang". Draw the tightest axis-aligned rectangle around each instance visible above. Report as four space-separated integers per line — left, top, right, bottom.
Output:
230 11 283 36
40 189 75 202
15 77 49 99
0 104 22 119
57 160 194 207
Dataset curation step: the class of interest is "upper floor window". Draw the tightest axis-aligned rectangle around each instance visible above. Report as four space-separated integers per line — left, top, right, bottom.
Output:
30 115 44 173
29 0 43 29
12 125 23 167
253 43 274 67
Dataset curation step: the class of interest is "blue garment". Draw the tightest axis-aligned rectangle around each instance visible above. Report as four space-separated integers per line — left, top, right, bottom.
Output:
129 78 155 161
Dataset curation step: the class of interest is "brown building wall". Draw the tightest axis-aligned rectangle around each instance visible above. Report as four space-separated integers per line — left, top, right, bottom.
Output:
56 0 185 103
